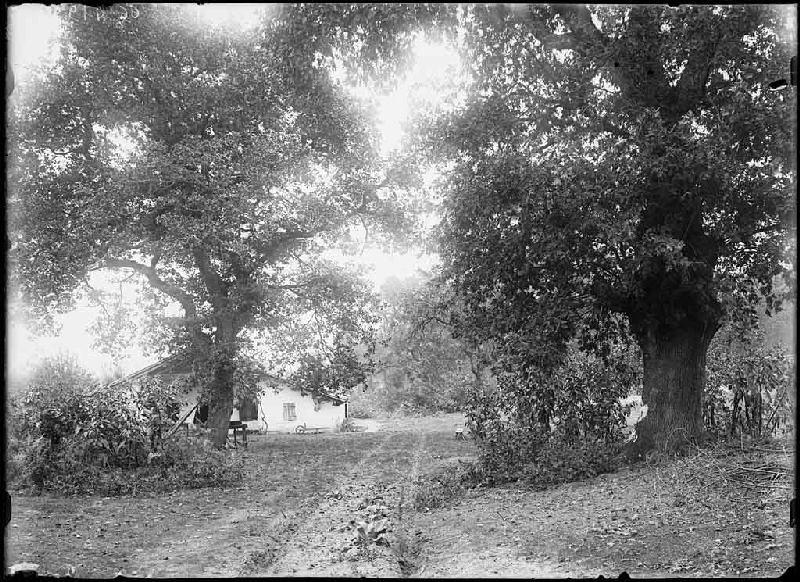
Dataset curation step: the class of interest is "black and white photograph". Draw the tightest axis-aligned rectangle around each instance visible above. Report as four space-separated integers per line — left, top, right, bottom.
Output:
5 3 796 577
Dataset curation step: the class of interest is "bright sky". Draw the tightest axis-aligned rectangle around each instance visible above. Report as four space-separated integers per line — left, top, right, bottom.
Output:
6 4 456 380
377 38 462 155
7 4 61 74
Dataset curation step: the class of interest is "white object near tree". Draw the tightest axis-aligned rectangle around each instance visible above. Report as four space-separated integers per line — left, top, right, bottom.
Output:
8 563 39 574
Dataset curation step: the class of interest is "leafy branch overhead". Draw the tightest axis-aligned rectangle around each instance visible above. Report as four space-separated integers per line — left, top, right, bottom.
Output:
7 4 425 446
418 4 795 452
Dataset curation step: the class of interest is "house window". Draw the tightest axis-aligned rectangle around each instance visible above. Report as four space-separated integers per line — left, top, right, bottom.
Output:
283 403 297 421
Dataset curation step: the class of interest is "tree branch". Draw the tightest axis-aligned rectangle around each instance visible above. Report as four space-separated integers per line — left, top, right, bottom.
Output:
551 5 674 116
192 247 228 311
81 276 113 319
551 5 609 50
264 278 322 290
253 230 315 263
99 257 197 321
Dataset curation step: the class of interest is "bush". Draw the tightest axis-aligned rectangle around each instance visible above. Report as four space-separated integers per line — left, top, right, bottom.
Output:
9 435 245 496
7 360 244 495
518 439 622 489
133 438 246 494
466 421 623 489
465 341 637 488
705 332 794 439
347 386 382 418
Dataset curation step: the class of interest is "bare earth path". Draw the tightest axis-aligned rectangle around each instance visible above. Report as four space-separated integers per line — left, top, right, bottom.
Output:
259 431 420 576
5 415 473 578
6 416 793 578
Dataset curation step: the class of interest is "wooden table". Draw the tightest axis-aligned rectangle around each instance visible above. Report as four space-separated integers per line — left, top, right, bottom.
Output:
229 421 248 447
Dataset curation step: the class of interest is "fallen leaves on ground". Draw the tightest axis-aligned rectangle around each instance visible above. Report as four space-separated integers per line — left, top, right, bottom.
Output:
410 437 794 578
6 419 792 578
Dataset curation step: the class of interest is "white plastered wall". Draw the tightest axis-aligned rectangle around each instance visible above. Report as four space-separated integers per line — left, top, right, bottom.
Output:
173 382 345 433
254 383 345 433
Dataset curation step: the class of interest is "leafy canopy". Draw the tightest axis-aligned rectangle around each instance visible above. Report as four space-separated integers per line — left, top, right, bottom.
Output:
419 4 796 362
7 4 437 394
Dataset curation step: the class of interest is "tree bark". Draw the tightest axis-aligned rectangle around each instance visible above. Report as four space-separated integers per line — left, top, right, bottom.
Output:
207 351 236 448
631 325 716 455
202 312 240 449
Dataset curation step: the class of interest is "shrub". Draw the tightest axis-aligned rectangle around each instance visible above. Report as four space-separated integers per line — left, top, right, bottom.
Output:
133 437 246 494
10 435 245 496
705 332 794 439
7 364 243 495
518 439 622 489
346 386 382 418
465 341 637 487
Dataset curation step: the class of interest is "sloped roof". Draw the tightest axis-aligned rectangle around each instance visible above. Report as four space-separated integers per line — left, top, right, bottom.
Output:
108 351 345 404
106 352 195 388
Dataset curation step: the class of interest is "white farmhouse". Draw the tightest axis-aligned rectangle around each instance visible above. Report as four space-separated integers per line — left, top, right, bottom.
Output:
111 352 348 434
249 383 347 433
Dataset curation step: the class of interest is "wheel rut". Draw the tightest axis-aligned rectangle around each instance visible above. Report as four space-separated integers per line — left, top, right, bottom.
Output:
253 432 397 576
254 430 431 577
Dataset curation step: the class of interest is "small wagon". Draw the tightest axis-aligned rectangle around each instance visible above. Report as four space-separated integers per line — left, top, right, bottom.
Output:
295 423 327 435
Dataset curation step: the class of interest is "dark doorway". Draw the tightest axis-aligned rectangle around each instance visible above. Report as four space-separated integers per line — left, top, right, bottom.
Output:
194 403 209 424
239 398 258 422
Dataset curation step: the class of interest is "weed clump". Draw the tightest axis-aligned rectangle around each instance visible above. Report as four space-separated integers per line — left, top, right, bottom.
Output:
412 461 482 510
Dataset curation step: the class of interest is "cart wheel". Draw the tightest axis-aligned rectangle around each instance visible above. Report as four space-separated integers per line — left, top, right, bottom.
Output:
295 425 305 434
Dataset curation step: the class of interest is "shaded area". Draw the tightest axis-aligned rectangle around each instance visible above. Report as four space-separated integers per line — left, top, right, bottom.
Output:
410 439 794 577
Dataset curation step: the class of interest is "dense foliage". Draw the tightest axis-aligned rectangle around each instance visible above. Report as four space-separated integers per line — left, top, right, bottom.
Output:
7 4 421 445
409 4 797 453
466 339 639 484
7 356 243 495
705 325 794 439
7 4 795 483
349 276 474 416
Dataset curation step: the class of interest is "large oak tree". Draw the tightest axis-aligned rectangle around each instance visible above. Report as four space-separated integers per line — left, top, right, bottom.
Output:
422 5 795 452
7 4 431 446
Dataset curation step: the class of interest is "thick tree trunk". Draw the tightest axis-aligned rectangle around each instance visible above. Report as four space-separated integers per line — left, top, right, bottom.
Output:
207 359 235 448
631 325 716 455
203 315 239 448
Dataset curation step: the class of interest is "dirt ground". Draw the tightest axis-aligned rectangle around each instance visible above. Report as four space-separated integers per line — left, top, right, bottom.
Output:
409 449 795 578
5 413 795 578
